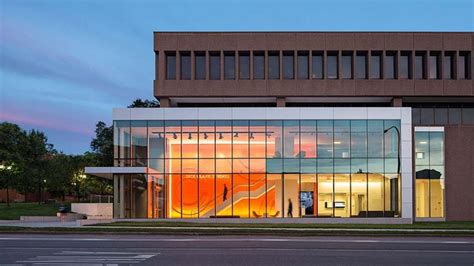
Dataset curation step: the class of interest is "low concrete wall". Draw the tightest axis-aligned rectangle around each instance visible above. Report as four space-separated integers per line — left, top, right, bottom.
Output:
77 219 114 226
71 203 113 218
20 216 60 222
19 213 84 222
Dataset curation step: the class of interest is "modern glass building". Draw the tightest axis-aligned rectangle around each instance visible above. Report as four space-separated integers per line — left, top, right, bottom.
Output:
88 107 413 222
87 32 473 222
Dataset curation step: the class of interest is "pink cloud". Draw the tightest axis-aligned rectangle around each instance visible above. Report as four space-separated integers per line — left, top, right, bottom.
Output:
0 112 93 136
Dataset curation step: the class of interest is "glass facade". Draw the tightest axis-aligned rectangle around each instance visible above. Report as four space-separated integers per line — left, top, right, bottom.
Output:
113 119 402 219
415 131 445 218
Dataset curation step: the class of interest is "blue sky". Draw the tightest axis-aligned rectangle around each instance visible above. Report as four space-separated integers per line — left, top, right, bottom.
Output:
0 0 473 155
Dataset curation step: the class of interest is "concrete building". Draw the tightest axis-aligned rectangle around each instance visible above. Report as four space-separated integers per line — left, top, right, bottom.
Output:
87 32 474 222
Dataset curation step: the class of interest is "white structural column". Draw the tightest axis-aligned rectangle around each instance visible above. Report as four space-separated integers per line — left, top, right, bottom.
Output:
400 109 413 221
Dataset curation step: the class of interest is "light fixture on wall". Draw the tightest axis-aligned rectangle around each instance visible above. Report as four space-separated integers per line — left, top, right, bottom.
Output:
173 133 177 139
188 133 192 140
219 133 224 139
249 132 254 139
151 132 163 138
204 133 208 139
234 132 239 138
416 152 424 159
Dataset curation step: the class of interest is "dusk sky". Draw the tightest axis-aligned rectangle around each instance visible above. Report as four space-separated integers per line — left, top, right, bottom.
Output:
0 0 473 155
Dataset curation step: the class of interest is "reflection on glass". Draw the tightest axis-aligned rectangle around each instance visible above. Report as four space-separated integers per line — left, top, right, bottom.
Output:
415 131 445 218
114 121 130 166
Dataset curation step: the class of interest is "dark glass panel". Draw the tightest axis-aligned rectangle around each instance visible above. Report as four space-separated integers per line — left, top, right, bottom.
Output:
428 53 440 79
434 108 448 125
253 52 265 80
412 108 421 126
385 52 396 79
297 52 309 79
415 52 425 79
209 52 221 80
283 51 294 79
195 52 206 80
224 52 235 80
342 53 352 79
268 52 280 80
370 53 381 79
448 108 461 124
327 53 338 79
166 52 176 80
420 108 434 125
180 52 191 80
399 52 411 79
462 108 474 124
312 52 323 79
355 53 367 79
239 52 250 80
443 53 453 79
458 53 467 79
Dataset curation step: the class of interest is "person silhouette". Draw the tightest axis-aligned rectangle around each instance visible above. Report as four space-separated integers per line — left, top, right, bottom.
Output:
287 198 293 218
223 184 228 201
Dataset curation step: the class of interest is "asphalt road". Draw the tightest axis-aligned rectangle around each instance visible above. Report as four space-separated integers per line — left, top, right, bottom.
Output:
0 234 473 265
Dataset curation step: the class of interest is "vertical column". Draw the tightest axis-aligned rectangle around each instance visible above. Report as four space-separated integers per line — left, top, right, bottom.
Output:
276 97 286 107
119 175 125 218
401 108 413 222
113 175 119 218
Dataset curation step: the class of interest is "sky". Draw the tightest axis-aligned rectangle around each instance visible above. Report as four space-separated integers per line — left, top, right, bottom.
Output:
0 0 473 155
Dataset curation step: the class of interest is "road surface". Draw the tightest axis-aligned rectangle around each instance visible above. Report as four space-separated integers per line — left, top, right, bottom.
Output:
0 234 473 265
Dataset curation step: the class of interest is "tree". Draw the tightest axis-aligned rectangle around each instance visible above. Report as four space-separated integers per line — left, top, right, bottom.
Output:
90 122 113 167
21 130 54 203
0 123 28 205
45 153 75 201
128 98 160 108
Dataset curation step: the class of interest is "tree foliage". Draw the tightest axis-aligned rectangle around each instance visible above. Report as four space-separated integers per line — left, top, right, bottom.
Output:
128 98 160 108
1 98 155 203
90 121 113 166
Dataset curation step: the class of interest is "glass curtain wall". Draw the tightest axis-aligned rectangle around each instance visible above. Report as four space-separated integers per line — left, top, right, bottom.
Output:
114 119 402 219
415 131 445 218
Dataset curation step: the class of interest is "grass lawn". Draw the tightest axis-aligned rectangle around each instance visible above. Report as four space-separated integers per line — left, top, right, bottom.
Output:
103 221 474 230
0 203 65 220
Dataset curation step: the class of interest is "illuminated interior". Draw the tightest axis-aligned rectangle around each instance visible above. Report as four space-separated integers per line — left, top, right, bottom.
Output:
415 131 445 218
113 119 402 218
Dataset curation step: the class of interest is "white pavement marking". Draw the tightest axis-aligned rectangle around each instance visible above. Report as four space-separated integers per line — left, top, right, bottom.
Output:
1 237 473 244
16 250 158 265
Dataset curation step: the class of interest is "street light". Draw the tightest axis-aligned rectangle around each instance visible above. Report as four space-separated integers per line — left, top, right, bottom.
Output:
0 163 13 207
384 125 401 215
0 165 12 171
383 125 401 174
